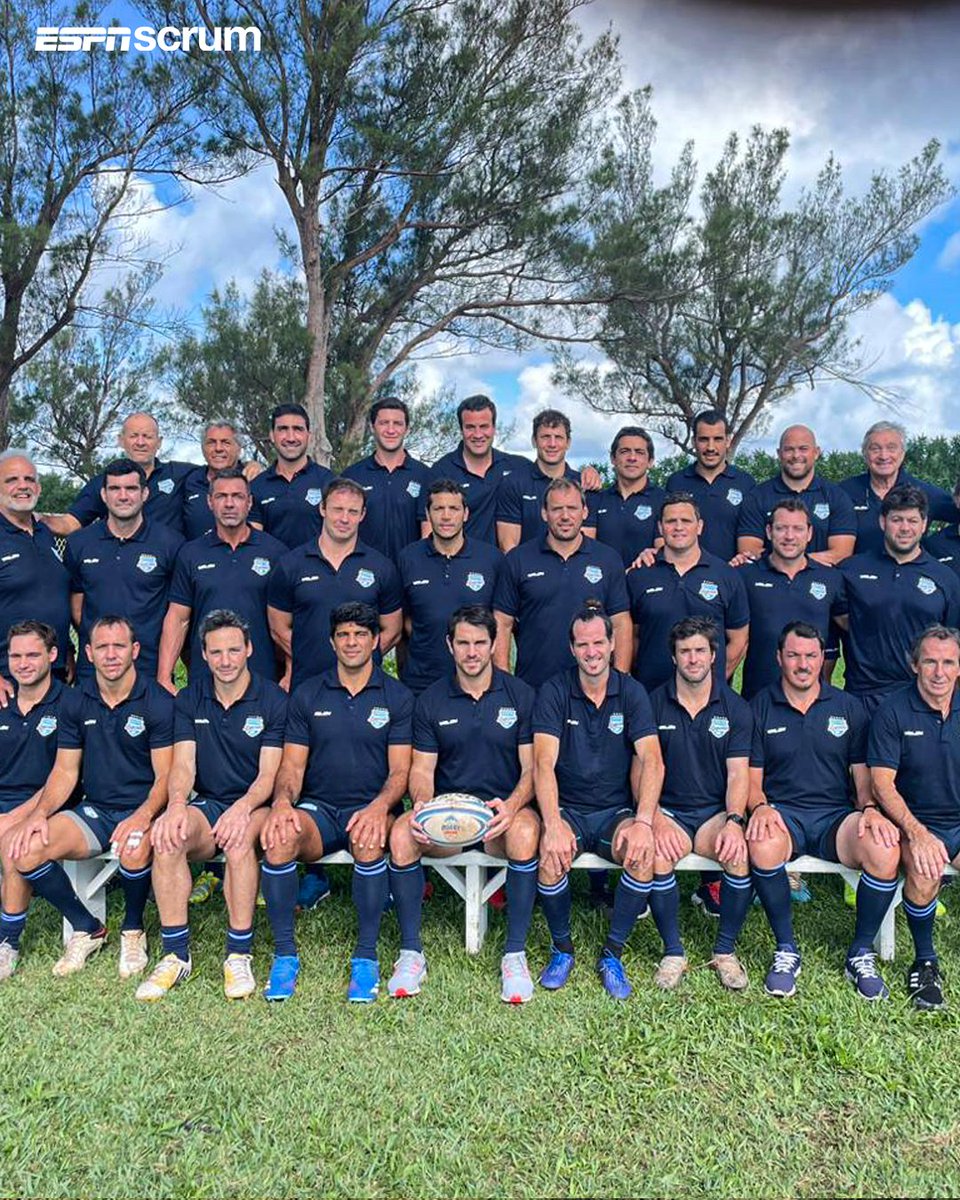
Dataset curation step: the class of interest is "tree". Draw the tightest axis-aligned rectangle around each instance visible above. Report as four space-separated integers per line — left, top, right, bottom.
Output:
554 90 954 454
144 0 618 463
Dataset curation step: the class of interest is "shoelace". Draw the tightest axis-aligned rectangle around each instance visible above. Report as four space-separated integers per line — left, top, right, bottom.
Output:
848 951 879 978
770 949 800 974
502 954 527 978
64 933 96 963
228 956 253 982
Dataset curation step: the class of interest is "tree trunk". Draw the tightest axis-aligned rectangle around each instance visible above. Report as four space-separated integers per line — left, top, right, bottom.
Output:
299 206 333 467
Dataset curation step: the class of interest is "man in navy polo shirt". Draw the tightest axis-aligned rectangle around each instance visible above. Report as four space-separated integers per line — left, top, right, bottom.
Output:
628 493 749 692
739 498 845 699
387 605 539 1003
649 617 754 991
869 625 960 1011
258 602 413 1003
533 603 663 999
840 421 954 555
924 477 960 577
835 485 960 711
159 468 286 686
666 409 756 561
494 478 631 688
589 426 666 567
0 622 67 981
136 610 287 1003
398 480 503 694
737 425 857 565
267 477 403 692
343 397 431 564
746 622 900 1000
250 404 335 548
181 421 264 541
65 459 183 683
0 615 174 980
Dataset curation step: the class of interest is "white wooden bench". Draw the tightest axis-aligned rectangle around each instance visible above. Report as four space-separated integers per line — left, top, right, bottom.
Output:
63 850 913 959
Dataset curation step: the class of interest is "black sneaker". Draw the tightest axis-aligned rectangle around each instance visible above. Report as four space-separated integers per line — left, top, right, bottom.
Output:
907 958 945 1011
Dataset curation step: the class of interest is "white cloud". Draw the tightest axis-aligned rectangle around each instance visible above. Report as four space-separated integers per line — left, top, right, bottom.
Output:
938 231 960 272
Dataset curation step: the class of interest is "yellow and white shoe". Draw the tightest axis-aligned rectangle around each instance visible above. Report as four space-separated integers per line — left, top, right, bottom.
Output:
223 953 256 1000
135 954 192 1001
52 929 107 977
119 929 149 979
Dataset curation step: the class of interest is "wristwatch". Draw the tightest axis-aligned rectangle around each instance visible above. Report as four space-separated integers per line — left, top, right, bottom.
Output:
725 813 747 829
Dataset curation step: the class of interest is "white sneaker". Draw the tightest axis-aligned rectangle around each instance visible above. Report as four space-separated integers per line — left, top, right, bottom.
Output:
0 941 20 982
500 951 534 1004
119 930 149 979
135 954 192 1001
224 953 256 1000
53 929 107 977
387 949 427 997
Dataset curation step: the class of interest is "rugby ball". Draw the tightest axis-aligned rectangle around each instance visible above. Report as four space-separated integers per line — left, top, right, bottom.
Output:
414 793 493 847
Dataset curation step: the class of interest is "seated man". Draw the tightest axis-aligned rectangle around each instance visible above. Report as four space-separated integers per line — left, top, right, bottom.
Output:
259 601 413 1002
649 617 754 991
136 610 287 1001
533 602 664 999
1 616 173 977
0 621 68 980
388 605 539 1003
746 621 900 1000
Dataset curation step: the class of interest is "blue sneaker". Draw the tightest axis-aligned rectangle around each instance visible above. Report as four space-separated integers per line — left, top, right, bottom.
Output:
263 954 300 1001
764 948 802 998
597 951 632 999
297 868 331 911
789 872 812 903
539 948 575 990
845 950 889 1001
347 956 380 1003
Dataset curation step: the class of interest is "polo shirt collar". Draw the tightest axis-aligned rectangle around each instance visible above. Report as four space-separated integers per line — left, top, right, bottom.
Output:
876 547 935 568
664 675 723 706
684 462 737 482
538 532 590 558
772 473 825 496
321 664 388 695
96 517 149 543
0 511 40 538
197 670 262 706
447 667 506 700
769 679 839 711
906 682 960 716
571 665 622 701
425 537 472 560
654 547 709 571
304 538 370 563
366 451 411 473
13 676 64 709
80 669 149 705
265 457 315 482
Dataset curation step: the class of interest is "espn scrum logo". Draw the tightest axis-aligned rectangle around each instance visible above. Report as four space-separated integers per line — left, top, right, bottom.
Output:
35 25 262 52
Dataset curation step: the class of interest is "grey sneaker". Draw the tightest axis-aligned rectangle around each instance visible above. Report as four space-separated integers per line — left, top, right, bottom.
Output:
0 941 20 982
387 949 427 998
500 951 534 1004
654 954 689 990
709 952 749 991
53 928 107 977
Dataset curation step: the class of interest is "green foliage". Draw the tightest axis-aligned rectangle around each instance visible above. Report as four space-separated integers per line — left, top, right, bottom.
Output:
36 472 81 512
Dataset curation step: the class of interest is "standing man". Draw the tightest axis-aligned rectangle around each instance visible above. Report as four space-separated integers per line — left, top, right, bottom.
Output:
387 606 539 1003
398 480 503 695
589 426 666 567
343 397 431 564
258 602 413 1002
666 409 756 561
250 404 335 549
0 615 173 978
737 425 857 565
136 610 287 1002
181 420 264 541
494 479 631 689
533 604 663 998
65 459 183 683
923 476 960 576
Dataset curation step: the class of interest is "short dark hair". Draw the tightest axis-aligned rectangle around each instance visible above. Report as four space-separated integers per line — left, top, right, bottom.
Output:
329 601 379 637
103 458 146 485
532 409 571 439
88 614 137 642
369 396 410 427
660 491 701 521
543 476 585 508
7 619 57 652
270 403 310 430
569 600 612 642
881 484 928 520
457 394 497 427
669 616 719 655
209 466 250 492
768 497 811 525
910 623 960 667
777 620 824 653
199 608 251 646
427 478 467 507
447 605 497 644
610 425 654 460
322 477 366 507
693 409 730 436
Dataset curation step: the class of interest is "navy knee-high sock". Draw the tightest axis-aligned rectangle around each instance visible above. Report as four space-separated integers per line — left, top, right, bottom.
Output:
0 909 28 951
605 873 651 956
904 895 939 962
261 861 299 956
648 872 684 957
119 864 152 932
751 864 796 949
504 857 539 954
850 871 899 955
537 877 573 952
714 872 754 955
21 863 101 934
352 857 388 960
388 861 425 953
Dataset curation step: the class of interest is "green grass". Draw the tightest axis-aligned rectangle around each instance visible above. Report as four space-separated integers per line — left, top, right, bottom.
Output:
3 871 960 1198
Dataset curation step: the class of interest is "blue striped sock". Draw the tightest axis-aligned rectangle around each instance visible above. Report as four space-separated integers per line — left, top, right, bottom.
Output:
119 864 152 932
261 861 299 956
714 872 754 954
388 861 425 952
505 857 538 954
649 872 684 957
226 925 254 957
606 872 651 952
751 864 795 949
0 909 27 952
537 877 572 950
352 857 388 960
904 895 939 962
22 862 101 934
850 871 899 954
161 923 190 961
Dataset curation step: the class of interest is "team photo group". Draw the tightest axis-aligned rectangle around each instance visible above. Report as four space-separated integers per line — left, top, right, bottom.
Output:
1 395 959 1013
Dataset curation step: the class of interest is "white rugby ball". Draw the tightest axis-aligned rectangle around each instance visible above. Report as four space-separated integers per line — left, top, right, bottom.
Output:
414 793 493 847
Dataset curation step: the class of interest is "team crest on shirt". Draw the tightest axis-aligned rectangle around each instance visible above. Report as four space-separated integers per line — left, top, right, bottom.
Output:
608 712 624 734
356 568 376 588
809 581 827 601
368 706 390 729
406 481 421 498
124 715 146 737
827 716 849 738
465 572 485 592
242 716 264 738
251 557 271 576
634 505 653 522
708 716 730 739
496 706 517 729
157 478 174 494
305 488 324 506
813 503 830 521
699 580 719 601
726 489 743 507
36 715 57 737
917 576 937 595
136 554 158 574
584 565 603 584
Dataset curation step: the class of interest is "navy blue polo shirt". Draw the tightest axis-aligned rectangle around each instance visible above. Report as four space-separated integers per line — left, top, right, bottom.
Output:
837 550 960 698
65 518 184 679
587 481 667 566
342 452 432 564
69 459 193 535
413 668 534 802
737 474 857 554
57 672 174 813
398 536 504 694
267 540 403 691
750 682 867 810
496 460 585 545
0 513 71 678
839 469 955 556
425 445 529 545
249 459 335 549
0 678 66 809
652 680 753 811
739 556 846 699
664 462 757 561
868 684 960 823
532 666 656 811
284 666 413 807
174 672 287 803
627 550 749 691
168 528 288 681
924 525 960 579
494 534 629 688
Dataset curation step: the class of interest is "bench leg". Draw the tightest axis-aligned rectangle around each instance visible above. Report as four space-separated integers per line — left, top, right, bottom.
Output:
877 884 902 962
62 858 115 944
464 862 486 955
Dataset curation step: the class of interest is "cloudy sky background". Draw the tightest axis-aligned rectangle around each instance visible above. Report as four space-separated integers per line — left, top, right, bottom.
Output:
122 0 960 465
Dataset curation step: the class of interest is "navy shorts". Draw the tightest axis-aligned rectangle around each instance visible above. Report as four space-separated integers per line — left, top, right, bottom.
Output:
559 805 634 856
776 803 852 861
190 795 235 828
0 797 28 816
660 802 724 843
920 819 960 862
61 802 140 854
296 799 402 854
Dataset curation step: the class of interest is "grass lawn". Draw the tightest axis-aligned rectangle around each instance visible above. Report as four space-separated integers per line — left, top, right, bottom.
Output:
3 869 960 1199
